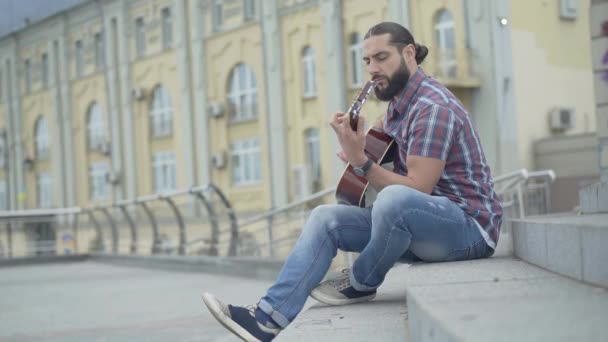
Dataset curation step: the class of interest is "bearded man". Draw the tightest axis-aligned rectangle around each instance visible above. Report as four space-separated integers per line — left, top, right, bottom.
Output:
202 22 503 342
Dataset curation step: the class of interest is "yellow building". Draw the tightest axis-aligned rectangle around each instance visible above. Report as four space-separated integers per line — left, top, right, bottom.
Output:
0 0 597 248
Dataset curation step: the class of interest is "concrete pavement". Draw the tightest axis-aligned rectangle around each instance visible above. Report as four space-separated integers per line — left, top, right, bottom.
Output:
0 261 274 342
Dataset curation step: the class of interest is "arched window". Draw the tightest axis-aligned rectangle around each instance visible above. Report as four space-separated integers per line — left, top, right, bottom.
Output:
150 85 173 137
349 33 363 87
34 116 50 160
434 9 457 77
87 102 106 149
302 46 317 97
227 63 258 122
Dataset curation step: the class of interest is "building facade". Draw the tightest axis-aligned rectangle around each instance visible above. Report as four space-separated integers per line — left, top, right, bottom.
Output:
0 0 597 216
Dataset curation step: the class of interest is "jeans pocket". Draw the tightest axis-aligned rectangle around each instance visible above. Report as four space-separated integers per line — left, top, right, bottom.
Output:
468 238 491 260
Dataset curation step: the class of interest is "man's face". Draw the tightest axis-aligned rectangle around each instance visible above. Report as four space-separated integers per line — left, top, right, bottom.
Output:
362 33 411 101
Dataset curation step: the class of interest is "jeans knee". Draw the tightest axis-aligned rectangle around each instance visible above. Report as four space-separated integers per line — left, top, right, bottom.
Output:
304 204 340 237
374 185 420 216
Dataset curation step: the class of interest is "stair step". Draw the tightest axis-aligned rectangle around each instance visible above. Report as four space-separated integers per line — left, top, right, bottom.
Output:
404 257 608 342
511 213 608 288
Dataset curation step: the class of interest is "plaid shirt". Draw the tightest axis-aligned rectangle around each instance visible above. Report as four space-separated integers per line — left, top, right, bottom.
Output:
383 67 503 248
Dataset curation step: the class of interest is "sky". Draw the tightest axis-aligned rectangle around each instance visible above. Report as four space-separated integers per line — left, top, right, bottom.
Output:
0 0 87 38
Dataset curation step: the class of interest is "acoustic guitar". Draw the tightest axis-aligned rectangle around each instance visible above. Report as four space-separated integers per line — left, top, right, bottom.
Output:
335 80 397 207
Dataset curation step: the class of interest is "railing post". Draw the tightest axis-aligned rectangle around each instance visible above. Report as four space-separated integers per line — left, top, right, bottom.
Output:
267 216 274 258
117 205 137 254
207 184 238 256
162 197 186 255
6 223 12 259
99 208 119 253
86 210 105 252
191 190 219 256
139 202 161 254
516 185 525 219
72 213 79 255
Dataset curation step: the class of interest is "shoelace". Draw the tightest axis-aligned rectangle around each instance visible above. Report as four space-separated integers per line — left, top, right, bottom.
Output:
326 269 352 291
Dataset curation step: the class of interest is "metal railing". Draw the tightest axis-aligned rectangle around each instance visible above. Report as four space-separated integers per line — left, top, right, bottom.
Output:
231 168 556 259
0 169 556 261
0 184 237 259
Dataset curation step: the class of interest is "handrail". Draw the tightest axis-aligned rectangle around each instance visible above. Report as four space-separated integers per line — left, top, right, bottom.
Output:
238 187 336 227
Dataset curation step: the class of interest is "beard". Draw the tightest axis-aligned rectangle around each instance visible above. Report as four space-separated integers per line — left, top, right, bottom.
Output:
373 58 410 101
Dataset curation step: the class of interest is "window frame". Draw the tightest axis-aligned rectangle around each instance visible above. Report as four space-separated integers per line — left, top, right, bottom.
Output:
87 102 107 149
301 46 317 98
227 64 258 123
135 17 146 58
89 162 109 201
152 151 176 193
34 116 50 161
37 172 53 208
349 33 363 88
231 139 261 186
161 7 173 50
150 85 174 138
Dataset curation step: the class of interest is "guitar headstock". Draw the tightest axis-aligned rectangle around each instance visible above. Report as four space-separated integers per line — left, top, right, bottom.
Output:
347 80 376 131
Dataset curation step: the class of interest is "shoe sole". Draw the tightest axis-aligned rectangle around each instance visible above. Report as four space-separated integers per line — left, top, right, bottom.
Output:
201 292 261 342
310 290 376 306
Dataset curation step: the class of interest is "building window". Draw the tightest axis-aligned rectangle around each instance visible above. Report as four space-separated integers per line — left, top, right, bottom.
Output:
89 162 109 200
0 70 3 103
75 40 84 77
152 151 176 193
37 172 52 208
243 0 255 21
227 63 257 122
41 53 49 88
213 0 224 30
0 181 6 210
95 32 105 71
434 9 457 77
150 85 173 137
25 59 32 93
302 46 317 98
305 128 321 185
349 33 363 87
161 7 173 49
35 116 50 161
231 139 261 186
135 17 146 57
87 102 107 149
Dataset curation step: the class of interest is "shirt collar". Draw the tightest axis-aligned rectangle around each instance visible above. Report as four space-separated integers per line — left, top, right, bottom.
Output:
387 67 426 120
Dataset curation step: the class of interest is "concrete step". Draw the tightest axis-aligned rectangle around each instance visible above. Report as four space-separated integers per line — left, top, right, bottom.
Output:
404 257 608 342
511 213 608 288
276 263 411 341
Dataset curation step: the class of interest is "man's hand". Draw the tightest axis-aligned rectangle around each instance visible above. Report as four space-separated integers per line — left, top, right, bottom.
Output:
330 112 368 167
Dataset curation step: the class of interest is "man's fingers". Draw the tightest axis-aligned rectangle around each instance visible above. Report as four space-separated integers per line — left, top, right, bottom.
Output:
357 115 366 135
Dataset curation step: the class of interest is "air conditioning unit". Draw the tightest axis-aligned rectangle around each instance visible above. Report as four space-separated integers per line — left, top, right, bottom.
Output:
96 141 112 155
560 0 578 20
211 151 227 169
105 170 121 185
131 87 145 101
209 102 225 118
549 107 575 131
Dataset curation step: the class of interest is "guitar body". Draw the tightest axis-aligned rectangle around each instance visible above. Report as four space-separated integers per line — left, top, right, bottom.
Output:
336 128 397 207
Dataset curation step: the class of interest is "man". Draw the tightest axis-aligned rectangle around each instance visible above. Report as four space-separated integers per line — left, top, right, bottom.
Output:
202 22 503 342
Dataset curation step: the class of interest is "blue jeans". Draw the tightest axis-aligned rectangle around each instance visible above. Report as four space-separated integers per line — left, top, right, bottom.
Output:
258 185 493 328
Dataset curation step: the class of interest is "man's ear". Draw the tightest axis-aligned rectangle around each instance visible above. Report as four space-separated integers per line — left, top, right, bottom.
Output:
403 44 415 63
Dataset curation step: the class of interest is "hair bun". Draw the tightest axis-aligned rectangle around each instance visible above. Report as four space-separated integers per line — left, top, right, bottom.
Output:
414 43 429 64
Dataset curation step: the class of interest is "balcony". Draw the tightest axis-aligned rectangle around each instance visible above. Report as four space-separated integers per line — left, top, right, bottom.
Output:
427 48 481 88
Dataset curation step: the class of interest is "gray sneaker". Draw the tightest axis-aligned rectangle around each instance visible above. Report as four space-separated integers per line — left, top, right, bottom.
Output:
310 269 377 306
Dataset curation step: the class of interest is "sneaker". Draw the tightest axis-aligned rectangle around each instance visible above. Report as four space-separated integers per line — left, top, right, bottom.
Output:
310 268 377 306
202 292 280 342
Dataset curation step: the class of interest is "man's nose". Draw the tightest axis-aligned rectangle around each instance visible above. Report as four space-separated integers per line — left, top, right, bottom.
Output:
367 61 380 75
